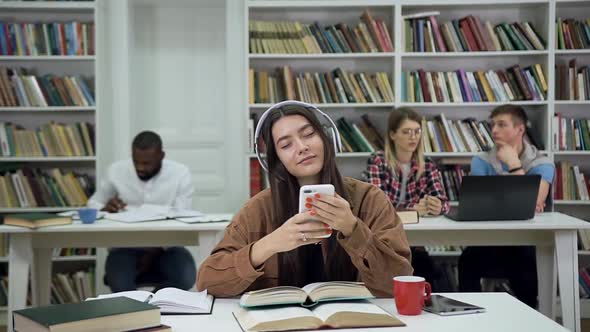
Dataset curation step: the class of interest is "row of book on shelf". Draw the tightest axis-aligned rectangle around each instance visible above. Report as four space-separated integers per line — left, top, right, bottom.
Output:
554 114 590 151
404 12 545 53
579 267 590 299
555 59 590 101
555 161 590 201
0 268 113 314
249 110 542 155
51 269 95 305
0 22 95 56
440 166 465 203
0 234 6 257
0 167 93 208
249 10 392 54
402 64 547 103
0 67 95 107
53 247 95 257
249 67 394 105
0 121 95 157
557 18 590 50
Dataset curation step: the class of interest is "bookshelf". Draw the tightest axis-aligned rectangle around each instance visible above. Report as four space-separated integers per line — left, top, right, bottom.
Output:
245 0 590 315
245 0 559 181
0 0 100 321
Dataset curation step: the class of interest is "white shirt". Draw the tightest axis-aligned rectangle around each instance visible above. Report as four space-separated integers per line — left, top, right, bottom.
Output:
87 159 194 210
398 163 412 204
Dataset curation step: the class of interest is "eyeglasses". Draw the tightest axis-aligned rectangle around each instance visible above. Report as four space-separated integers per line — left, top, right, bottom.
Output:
399 128 422 137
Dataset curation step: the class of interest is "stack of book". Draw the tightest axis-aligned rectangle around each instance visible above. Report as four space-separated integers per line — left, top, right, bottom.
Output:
0 21 95 56
249 10 393 54
0 167 94 208
235 282 404 331
555 59 590 101
554 161 590 201
13 297 170 332
403 12 545 52
402 64 547 102
0 67 95 107
250 66 394 104
0 121 95 157
556 17 590 50
553 114 590 150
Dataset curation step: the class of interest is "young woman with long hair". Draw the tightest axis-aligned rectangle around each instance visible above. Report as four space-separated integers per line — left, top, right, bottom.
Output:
197 102 412 297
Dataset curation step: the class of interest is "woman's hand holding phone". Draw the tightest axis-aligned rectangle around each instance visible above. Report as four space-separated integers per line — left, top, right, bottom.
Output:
307 193 358 237
250 211 329 267
271 212 331 252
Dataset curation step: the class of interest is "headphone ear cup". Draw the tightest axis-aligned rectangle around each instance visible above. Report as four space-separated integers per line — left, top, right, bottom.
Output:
323 125 340 153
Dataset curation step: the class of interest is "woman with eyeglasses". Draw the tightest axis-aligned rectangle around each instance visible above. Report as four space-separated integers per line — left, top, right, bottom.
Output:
364 107 449 216
364 108 449 290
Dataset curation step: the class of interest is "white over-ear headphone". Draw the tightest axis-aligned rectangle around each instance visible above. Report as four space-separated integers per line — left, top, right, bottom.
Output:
254 100 343 173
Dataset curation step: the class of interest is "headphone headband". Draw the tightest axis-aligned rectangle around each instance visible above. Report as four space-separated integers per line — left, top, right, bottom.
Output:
254 100 342 173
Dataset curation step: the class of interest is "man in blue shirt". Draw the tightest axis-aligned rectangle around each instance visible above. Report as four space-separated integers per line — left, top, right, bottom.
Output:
459 104 555 308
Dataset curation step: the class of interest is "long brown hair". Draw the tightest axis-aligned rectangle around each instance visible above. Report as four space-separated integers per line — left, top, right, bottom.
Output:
260 104 357 286
384 107 425 179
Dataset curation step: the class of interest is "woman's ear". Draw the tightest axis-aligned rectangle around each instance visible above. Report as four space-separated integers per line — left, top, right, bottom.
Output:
389 130 396 142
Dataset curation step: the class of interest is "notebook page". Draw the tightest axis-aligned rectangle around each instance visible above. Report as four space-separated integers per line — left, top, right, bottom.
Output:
86 290 153 303
176 213 232 223
106 204 170 222
151 288 210 309
301 281 364 294
241 306 316 323
311 302 388 322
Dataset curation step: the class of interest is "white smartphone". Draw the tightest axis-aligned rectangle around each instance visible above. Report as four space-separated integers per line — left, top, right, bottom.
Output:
299 184 335 238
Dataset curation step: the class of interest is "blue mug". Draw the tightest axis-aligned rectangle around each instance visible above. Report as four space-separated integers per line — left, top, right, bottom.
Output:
79 208 98 224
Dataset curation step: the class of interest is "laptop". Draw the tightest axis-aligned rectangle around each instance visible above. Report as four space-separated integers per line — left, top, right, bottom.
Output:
444 175 541 221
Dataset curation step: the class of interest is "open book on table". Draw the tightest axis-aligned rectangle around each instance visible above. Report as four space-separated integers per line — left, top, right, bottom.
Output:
106 204 203 223
234 301 405 331
86 287 214 314
176 213 233 223
239 281 374 308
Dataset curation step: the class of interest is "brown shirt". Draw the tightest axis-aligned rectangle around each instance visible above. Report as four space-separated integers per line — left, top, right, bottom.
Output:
196 177 413 297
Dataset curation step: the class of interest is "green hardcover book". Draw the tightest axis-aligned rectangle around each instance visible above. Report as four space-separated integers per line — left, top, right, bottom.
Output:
500 23 525 50
14 297 161 332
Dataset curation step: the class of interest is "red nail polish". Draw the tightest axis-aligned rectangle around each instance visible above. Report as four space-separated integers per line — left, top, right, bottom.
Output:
305 203 312 209
314 193 321 198
306 197 312 203
310 210 316 216
325 229 332 234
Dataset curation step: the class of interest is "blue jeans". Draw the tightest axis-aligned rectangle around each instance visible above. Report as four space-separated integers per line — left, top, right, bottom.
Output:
105 247 196 292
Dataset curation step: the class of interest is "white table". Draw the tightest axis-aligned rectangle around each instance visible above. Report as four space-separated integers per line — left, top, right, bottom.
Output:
3 218 231 331
162 293 568 332
3 212 588 331
403 213 590 332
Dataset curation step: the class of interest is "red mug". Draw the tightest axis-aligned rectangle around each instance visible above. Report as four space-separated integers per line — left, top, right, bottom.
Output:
393 276 432 315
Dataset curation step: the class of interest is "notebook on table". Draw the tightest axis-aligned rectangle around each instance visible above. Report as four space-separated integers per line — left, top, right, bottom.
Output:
87 287 214 315
106 204 203 223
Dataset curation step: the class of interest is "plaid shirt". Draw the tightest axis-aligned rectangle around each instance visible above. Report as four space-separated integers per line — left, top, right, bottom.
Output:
363 151 450 214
